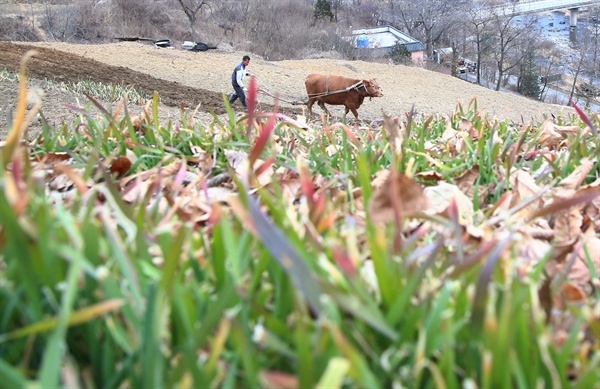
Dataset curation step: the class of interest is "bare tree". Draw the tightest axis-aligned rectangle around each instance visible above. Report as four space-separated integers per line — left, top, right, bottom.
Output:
464 3 494 84
567 24 599 107
218 0 313 60
536 40 563 102
41 2 78 42
175 0 210 41
584 9 600 93
391 0 456 57
486 8 538 91
212 0 248 36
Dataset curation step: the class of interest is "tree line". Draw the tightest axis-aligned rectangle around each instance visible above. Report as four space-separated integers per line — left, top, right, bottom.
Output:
0 0 598 104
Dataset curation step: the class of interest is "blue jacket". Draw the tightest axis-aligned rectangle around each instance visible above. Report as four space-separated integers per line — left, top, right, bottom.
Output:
231 62 247 87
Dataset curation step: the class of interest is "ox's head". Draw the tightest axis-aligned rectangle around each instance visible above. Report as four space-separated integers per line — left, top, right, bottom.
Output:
363 78 383 97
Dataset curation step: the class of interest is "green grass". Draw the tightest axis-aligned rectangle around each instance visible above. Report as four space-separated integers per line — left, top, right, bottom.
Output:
0 60 599 388
0 69 148 105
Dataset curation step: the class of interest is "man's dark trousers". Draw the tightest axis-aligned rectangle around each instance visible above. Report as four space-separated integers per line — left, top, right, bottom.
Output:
229 85 247 108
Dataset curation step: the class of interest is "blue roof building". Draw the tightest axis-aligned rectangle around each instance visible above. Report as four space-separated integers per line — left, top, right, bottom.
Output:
349 25 425 66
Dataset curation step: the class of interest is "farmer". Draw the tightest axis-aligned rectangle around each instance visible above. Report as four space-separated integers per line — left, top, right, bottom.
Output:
228 55 251 108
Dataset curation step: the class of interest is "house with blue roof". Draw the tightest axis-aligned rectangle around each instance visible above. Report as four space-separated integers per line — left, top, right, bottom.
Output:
350 25 425 66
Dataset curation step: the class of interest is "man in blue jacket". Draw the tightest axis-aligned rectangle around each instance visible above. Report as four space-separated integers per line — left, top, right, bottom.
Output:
228 55 251 108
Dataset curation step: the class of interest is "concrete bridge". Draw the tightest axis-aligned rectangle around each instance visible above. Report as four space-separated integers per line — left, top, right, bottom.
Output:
487 0 599 26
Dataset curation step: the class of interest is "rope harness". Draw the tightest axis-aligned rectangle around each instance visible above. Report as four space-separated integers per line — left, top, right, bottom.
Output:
257 89 306 105
250 74 380 105
250 74 308 105
307 79 379 99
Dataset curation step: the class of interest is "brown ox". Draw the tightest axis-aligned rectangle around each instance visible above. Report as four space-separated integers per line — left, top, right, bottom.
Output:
305 74 383 121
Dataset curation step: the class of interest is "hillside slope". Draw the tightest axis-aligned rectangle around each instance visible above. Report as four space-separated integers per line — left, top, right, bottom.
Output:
0 41 577 136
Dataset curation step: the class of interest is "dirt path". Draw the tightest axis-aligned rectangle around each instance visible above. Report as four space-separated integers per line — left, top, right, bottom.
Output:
0 40 579 140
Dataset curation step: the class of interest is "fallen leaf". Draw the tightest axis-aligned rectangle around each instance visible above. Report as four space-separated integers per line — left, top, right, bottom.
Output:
568 227 600 288
538 120 565 149
560 282 587 302
454 165 485 203
368 170 427 224
423 182 474 226
509 169 543 212
109 156 131 179
558 157 594 190
382 113 402 155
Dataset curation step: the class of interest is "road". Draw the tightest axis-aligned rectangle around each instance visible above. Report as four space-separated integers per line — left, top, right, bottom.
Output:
479 0 600 21
502 0 600 16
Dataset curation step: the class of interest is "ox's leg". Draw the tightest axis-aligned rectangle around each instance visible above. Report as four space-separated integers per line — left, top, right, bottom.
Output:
317 100 331 117
343 106 359 123
307 98 316 117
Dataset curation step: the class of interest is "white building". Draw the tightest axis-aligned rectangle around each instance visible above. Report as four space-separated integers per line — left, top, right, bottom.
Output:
349 25 425 66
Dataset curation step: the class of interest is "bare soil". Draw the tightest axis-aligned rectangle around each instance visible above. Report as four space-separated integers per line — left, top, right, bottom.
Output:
0 41 577 140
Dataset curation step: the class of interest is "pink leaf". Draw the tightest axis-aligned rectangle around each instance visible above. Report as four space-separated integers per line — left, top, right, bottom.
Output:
248 112 277 167
570 99 598 138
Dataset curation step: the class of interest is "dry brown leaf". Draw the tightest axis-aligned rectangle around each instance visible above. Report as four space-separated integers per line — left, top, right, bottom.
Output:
416 170 444 183
568 227 600 288
538 120 565 149
442 115 460 155
371 169 391 189
161 159 183 177
382 112 402 155
121 178 157 203
552 207 583 248
454 165 487 204
48 167 87 193
31 152 71 163
224 150 246 172
224 149 272 187
454 165 479 193
442 115 459 140
204 187 236 204
458 117 479 141
166 195 210 224
189 144 212 174
514 231 553 277
558 157 594 190
581 178 600 233
551 281 587 316
551 124 583 135
112 99 123 120
109 156 131 179
550 173 600 247
423 182 474 226
278 178 302 204
130 114 146 132
457 117 472 132
120 114 147 137
368 170 427 224
509 169 543 212
560 282 587 302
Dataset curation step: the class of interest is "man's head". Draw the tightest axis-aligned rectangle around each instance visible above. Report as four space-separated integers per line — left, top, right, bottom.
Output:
242 55 250 66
